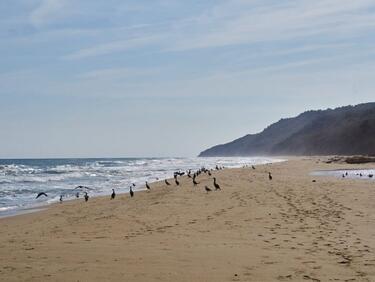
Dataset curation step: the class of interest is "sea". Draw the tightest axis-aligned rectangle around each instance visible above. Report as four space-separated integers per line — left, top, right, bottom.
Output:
0 157 284 217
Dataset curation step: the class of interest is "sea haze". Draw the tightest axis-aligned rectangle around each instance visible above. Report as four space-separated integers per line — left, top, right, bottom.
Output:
0 157 284 217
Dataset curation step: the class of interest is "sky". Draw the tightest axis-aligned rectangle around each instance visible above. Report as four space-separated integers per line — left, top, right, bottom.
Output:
1 0 375 158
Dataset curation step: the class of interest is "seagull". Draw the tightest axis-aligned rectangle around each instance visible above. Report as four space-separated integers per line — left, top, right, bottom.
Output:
146 181 151 190
129 187 134 198
213 178 221 190
165 179 171 185
111 189 116 200
268 172 273 180
84 192 89 202
36 192 48 199
205 186 212 193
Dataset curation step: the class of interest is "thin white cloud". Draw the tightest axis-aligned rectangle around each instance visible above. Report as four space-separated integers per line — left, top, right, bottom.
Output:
30 0 67 27
78 67 160 80
63 35 163 60
167 0 375 51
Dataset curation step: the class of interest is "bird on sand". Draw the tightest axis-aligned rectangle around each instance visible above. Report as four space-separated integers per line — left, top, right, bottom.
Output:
205 186 212 193
213 177 221 190
59 195 63 203
129 187 134 198
146 181 151 190
252 165 256 170
193 175 199 186
268 172 273 180
84 192 89 202
76 192 80 198
36 192 48 199
165 179 171 185
111 189 116 200
175 178 180 186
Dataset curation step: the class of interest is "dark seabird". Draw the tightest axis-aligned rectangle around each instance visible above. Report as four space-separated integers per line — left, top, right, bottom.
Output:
369 174 374 178
252 165 256 170
132 183 136 187
76 192 80 198
36 192 48 199
208 171 212 176
213 178 221 190
130 187 134 198
111 189 116 200
268 172 273 180
165 179 171 185
146 181 151 190
59 195 63 203
193 178 199 186
175 178 180 186
84 192 89 202
205 186 212 193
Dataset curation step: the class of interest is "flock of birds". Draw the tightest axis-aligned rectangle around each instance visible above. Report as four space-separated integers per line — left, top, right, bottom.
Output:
342 171 374 178
34 165 374 204
34 164 247 203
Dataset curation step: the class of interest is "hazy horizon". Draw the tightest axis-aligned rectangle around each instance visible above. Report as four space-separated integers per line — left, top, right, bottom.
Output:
2 1 375 158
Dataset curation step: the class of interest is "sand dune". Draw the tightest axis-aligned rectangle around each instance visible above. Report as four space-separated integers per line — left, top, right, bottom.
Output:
1 158 375 281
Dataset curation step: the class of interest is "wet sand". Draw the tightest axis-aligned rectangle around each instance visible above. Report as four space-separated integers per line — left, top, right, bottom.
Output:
1 157 375 281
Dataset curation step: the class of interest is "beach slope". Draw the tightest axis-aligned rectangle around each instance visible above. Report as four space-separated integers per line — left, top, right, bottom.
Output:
1 158 375 281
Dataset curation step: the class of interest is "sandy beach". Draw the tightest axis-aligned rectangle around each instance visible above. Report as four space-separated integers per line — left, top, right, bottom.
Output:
1 157 375 282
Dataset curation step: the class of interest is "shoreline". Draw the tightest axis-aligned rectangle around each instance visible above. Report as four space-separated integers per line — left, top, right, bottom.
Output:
1 157 375 281
0 157 286 219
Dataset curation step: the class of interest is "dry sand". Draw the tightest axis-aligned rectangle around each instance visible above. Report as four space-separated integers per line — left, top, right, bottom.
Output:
1 158 375 282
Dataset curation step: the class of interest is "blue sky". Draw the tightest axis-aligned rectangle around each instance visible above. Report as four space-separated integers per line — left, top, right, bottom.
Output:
1 0 375 158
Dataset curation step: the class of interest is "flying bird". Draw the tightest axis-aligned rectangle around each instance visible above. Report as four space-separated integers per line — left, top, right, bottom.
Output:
36 192 48 199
